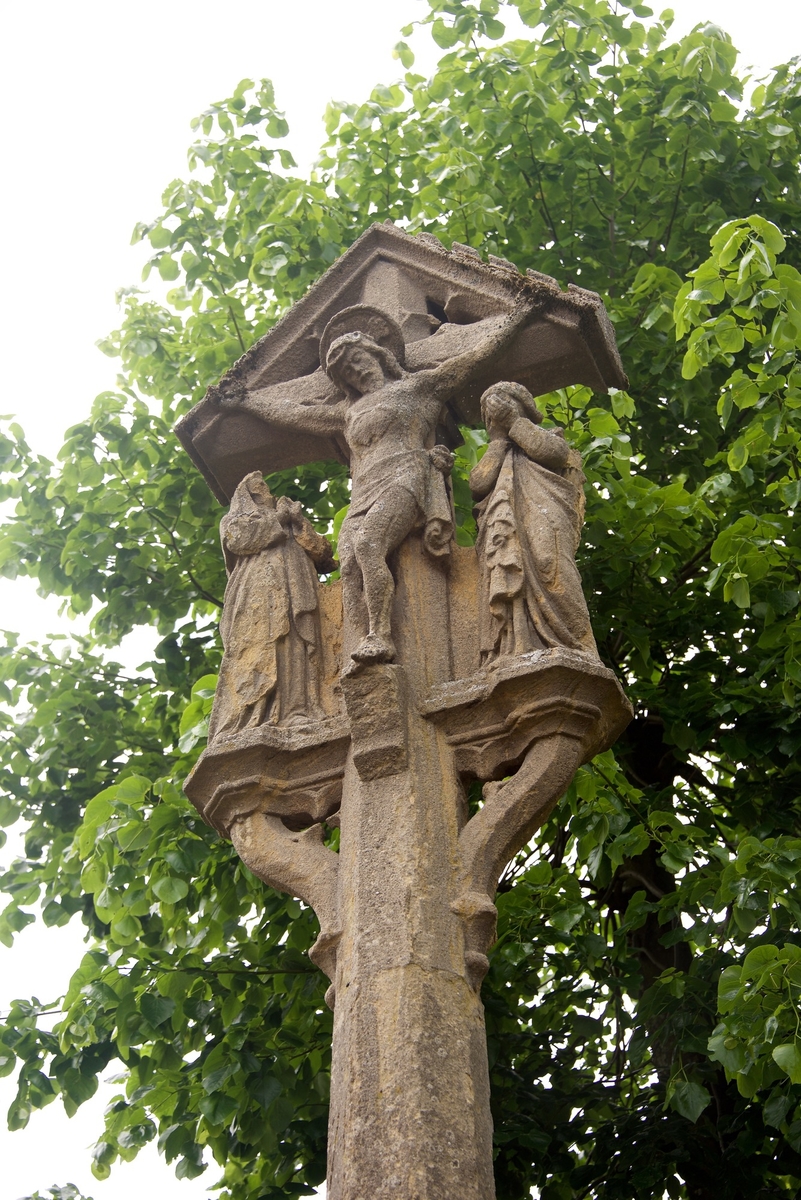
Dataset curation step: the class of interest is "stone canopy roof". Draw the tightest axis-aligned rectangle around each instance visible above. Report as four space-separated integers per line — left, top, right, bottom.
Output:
175 222 628 504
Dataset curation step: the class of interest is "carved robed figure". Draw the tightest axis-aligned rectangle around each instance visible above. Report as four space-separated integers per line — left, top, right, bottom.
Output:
471 381 598 662
181 225 632 1200
209 471 335 741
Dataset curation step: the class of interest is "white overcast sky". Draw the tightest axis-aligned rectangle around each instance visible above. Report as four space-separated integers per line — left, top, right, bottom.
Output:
0 3 799 1198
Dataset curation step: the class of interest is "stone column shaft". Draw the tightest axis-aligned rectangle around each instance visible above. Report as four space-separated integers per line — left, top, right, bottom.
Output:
327 538 496 1199
327 718 494 1199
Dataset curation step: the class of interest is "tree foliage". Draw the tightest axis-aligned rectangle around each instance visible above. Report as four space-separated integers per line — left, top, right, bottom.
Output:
2 2 801 1197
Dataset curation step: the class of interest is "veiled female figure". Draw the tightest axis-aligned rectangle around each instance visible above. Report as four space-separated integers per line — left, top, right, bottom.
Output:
469 382 598 663
208 471 335 742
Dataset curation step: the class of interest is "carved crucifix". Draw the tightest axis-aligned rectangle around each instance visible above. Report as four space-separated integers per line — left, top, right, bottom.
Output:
180 224 632 1199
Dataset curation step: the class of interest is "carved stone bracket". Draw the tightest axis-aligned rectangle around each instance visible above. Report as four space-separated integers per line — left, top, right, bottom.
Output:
184 716 349 835
229 813 341 985
421 648 630 776
423 649 632 970
186 719 349 990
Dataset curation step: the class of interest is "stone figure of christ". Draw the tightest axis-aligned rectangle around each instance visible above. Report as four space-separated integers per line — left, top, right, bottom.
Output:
222 294 536 671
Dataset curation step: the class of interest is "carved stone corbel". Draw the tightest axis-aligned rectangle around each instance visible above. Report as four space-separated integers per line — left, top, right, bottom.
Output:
424 649 631 978
229 812 341 985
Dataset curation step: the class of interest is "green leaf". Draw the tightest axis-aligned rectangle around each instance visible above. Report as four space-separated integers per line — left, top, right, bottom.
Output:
115 775 151 804
742 944 780 979
727 440 749 472
431 18 460 48
482 16 505 39
199 1092 238 1126
148 224 173 249
191 672 218 699
681 349 700 379
62 1067 99 1115
748 216 786 254
708 1031 746 1074
729 376 759 409
781 479 801 509
714 322 744 354
717 965 742 1012
202 1062 239 1094
175 1147 206 1180
110 911 143 944
772 1043 801 1084
157 255 180 281
725 574 751 609
588 409 620 437
152 876 189 904
253 1074 282 1110
267 1094 294 1133
763 1089 793 1128
140 993 176 1027
392 41 415 69
669 1081 711 1123
550 904 585 933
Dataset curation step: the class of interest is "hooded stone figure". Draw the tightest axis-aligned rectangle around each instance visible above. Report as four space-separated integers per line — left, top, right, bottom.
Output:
469 382 598 662
208 472 335 742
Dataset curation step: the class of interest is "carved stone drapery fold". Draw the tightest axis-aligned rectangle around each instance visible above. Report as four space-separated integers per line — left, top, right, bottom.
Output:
209 473 336 741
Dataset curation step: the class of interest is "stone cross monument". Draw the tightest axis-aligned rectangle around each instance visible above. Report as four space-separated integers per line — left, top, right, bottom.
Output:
178 224 632 1199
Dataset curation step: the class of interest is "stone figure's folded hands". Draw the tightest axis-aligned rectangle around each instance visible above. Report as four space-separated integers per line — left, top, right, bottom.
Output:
429 444 455 474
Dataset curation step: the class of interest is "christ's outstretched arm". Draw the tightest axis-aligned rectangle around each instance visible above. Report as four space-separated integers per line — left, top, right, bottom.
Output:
406 292 537 421
220 384 347 438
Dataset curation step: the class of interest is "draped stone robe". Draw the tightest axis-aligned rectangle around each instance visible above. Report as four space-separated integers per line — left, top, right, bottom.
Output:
472 418 598 663
208 473 334 743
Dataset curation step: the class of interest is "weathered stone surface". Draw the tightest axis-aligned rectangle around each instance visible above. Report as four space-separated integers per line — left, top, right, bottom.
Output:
207 472 337 741
341 664 407 781
296 292 539 673
184 717 349 835
229 813 340 979
471 382 597 659
179 230 632 1200
421 648 631 778
328 655 494 1199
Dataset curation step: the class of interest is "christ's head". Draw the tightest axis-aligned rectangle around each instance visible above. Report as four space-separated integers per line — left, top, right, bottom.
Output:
326 332 404 399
